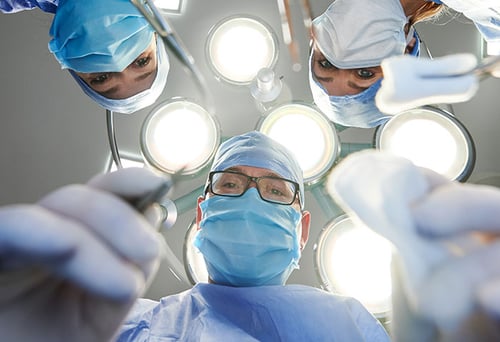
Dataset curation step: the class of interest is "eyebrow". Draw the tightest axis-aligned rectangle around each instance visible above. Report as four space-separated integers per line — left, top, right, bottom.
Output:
226 167 281 178
312 71 369 92
98 71 156 97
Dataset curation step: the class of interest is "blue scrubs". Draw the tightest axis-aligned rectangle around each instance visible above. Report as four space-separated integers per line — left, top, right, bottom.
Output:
0 0 57 13
117 283 390 342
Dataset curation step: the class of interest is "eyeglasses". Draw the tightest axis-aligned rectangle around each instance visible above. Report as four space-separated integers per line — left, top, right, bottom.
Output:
207 170 300 205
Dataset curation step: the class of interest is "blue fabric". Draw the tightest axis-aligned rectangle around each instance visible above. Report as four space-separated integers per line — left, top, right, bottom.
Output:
210 131 305 208
194 189 302 287
48 0 153 73
117 283 390 342
0 0 57 13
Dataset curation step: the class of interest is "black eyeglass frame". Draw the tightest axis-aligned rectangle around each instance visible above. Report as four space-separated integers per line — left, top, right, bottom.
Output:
206 170 301 206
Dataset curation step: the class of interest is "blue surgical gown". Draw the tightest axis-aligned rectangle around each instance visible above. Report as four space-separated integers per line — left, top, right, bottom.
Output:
117 283 390 342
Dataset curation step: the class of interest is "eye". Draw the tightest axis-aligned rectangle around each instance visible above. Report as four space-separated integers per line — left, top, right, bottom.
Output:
134 56 151 68
356 69 375 79
89 73 110 85
318 59 335 69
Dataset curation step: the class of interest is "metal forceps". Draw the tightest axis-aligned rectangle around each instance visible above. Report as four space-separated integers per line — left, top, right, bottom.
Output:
129 0 215 113
276 0 314 72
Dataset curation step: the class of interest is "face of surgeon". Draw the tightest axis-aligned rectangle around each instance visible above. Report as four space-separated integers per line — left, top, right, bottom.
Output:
311 44 383 96
196 165 311 250
75 37 158 100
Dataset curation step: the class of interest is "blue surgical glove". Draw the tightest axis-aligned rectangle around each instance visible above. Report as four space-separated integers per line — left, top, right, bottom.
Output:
0 167 167 342
328 150 500 340
375 53 479 114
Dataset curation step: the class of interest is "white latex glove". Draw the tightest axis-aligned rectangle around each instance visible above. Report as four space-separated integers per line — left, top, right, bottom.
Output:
375 53 479 115
0 167 167 342
328 150 500 339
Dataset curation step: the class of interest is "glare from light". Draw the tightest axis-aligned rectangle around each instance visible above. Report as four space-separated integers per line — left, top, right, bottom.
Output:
153 0 182 12
109 158 145 172
207 16 278 84
486 40 500 56
141 99 219 175
376 107 474 181
315 216 393 317
184 220 209 284
258 103 339 185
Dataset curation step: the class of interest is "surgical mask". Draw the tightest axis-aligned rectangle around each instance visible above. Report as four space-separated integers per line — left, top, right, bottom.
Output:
312 0 407 69
309 63 390 128
48 0 154 73
69 36 170 114
194 188 302 287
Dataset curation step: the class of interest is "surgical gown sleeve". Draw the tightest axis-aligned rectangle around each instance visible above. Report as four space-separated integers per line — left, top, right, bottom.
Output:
116 283 389 342
437 0 500 42
0 0 57 13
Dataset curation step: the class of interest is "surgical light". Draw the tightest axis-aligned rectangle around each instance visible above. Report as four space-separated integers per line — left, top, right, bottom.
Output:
257 103 340 186
140 99 220 175
314 215 393 318
206 16 278 85
184 220 209 284
374 106 475 181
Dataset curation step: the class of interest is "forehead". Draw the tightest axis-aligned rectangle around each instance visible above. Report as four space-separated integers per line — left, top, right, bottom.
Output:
225 165 284 178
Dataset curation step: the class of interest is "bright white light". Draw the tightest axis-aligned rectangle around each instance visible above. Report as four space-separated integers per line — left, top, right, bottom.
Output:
153 0 182 12
377 108 473 180
258 103 339 185
207 17 277 84
486 40 500 56
315 216 393 317
109 157 144 172
184 221 209 283
141 100 219 175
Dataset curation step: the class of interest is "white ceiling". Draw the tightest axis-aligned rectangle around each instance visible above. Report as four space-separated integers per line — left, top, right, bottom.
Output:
0 1 499 299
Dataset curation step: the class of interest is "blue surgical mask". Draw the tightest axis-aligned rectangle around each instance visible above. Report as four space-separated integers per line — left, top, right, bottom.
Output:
194 188 302 287
309 65 390 128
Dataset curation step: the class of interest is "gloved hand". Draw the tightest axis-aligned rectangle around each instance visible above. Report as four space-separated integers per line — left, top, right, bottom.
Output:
375 53 479 115
328 150 500 340
0 167 167 342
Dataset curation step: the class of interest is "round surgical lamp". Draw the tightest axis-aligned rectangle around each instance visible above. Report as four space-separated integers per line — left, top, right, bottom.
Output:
314 215 393 318
257 103 340 186
374 106 475 181
184 219 209 284
141 98 220 175
206 15 278 85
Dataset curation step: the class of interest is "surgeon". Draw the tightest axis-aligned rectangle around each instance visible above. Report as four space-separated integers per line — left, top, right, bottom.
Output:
0 0 169 114
309 0 443 128
310 0 499 128
329 150 500 341
0 131 390 341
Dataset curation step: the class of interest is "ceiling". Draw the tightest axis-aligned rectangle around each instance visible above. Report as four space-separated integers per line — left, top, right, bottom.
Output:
0 1 499 300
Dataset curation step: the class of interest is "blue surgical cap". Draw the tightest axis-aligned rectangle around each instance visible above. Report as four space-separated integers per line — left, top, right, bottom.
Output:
210 131 305 208
68 36 170 114
48 0 154 73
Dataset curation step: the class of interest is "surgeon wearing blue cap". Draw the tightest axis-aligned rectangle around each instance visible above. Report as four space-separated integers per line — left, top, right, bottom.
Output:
0 130 389 341
116 131 390 341
1 0 169 114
